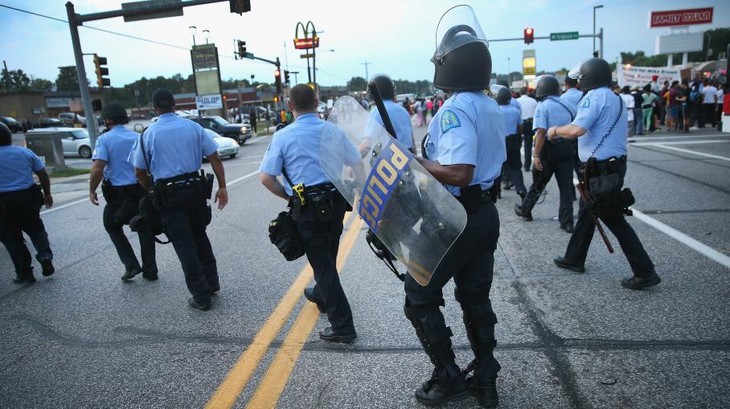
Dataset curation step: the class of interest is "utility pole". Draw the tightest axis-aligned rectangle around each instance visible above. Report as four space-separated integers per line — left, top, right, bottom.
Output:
362 61 371 81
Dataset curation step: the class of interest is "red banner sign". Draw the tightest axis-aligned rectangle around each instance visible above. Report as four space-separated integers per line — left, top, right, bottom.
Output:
650 7 713 28
293 37 319 50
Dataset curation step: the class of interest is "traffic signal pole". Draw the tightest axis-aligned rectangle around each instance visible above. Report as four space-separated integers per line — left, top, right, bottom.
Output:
66 2 99 145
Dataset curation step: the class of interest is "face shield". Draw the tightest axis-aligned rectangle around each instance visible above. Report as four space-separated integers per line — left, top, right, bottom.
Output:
568 59 588 80
432 5 488 63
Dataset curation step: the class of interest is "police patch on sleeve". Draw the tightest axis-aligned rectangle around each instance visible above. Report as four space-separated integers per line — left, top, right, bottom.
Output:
440 110 461 133
581 98 590 108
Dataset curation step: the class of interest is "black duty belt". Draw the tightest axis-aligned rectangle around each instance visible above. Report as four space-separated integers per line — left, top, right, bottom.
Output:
107 183 141 192
303 183 335 196
157 171 202 186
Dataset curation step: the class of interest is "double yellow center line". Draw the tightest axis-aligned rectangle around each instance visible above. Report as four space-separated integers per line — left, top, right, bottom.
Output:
205 212 363 408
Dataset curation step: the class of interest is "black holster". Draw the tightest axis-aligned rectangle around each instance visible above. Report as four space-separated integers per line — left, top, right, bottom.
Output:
457 185 493 214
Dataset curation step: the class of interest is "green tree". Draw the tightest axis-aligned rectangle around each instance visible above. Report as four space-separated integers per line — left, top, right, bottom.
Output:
56 66 81 92
346 76 368 92
0 68 32 92
30 78 53 91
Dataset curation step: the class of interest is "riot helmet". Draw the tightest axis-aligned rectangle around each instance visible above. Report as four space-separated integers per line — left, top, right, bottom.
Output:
535 75 560 100
574 58 612 91
101 102 129 124
496 87 512 105
431 5 491 91
369 74 396 100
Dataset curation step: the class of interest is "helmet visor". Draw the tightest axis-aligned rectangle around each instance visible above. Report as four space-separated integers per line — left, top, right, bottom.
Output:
568 59 588 80
434 5 488 61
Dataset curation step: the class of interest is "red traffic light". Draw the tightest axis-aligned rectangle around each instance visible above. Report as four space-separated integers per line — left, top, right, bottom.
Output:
524 27 534 44
274 70 281 77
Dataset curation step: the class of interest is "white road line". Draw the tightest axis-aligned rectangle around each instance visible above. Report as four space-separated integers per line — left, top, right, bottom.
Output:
40 198 88 215
572 178 730 268
645 143 730 162
228 170 260 186
42 169 261 215
631 209 730 269
630 140 730 146
628 134 730 142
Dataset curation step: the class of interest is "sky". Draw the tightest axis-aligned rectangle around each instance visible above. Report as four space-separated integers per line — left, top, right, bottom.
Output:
1 0 728 89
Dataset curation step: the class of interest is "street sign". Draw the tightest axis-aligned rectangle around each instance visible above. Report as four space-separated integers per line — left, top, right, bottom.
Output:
550 31 579 41
300 53 314 59
121 0 182 22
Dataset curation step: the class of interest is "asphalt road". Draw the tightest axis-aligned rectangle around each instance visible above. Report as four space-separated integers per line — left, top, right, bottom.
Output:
1 122 728 408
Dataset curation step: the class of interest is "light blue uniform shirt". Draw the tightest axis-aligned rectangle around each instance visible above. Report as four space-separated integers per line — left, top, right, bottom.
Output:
533 96 577 139
259 113 360 196
572 87 628 162
92 125 139 186
499 104 522 137
366 100 414 150
130 113 217 179
424 91 506 194
0 145 44 193
561 88 584 110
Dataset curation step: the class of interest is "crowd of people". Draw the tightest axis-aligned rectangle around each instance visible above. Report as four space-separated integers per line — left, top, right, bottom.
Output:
623 74 725 135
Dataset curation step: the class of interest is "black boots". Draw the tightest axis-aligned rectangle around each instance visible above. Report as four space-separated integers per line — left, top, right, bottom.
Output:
415 363 469 406
466 375 499 408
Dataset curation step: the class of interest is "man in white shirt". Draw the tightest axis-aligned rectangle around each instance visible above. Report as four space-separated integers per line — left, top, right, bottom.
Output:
619 86 635 137
699 79 718 128
516 88 538 171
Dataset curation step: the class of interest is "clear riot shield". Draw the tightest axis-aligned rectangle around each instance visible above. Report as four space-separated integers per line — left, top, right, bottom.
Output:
319 96 467 286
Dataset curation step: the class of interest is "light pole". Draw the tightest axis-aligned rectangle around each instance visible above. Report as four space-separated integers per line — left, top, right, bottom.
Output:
362 61 371 81
189 25 197 46
593 5 604 57
202 29 210 45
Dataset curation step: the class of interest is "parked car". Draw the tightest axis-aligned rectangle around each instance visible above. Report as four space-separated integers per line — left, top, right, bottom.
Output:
25 127 92 158
189 115 251 145
1 116 23 132
203 129 239 160
35 118 64 128
58 112 86 127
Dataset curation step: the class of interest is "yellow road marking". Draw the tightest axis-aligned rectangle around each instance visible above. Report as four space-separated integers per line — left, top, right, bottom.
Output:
246 217 363 408
205 212 357 409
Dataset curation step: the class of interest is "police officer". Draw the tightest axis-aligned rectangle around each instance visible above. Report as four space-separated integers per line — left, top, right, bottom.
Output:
406 7 505 406
130 88 229 310
90 102 158 281
0 122 55 283
516 87 538 171
515 75 577 233
548 58 661 290
364 74 416 154
497 87 526 199
561 75 583 108
259 84 359 343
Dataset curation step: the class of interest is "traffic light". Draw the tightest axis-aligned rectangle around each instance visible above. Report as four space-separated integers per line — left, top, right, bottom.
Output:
284 70 290 84
237 40 246 58
229 0 251 15
93 54 110 88
273 96 279 103
524 27 534 45
274 69 282 94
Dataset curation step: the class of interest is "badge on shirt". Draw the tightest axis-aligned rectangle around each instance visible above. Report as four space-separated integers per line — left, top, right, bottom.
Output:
581 98 590 109
440 110 461 133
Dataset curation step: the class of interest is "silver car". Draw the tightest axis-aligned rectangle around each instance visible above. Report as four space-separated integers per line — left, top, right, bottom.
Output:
25 127 92 158
204 129 239 159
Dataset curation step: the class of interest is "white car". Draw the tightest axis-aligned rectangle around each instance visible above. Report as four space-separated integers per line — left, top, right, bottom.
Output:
204 129 239 159
25 127 92 158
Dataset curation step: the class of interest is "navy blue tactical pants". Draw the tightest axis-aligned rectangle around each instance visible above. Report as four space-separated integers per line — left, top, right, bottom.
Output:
0 186 52 278
161 186 218 304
